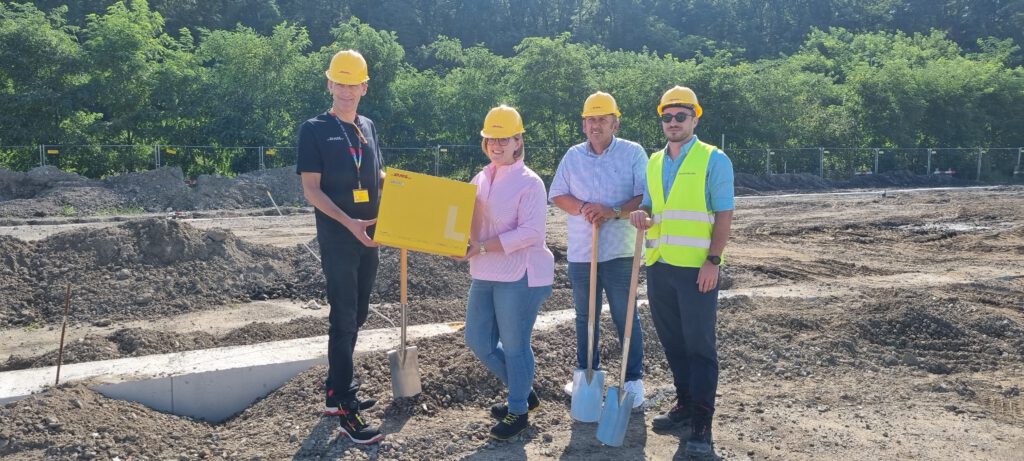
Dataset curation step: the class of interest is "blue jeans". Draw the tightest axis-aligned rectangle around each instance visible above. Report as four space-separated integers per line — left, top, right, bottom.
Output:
568 257 645 381
465 275 552 414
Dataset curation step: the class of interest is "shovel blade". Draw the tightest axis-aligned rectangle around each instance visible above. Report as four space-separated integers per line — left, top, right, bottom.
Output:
570 369 605 422
387 346 422 398
596 386 635 447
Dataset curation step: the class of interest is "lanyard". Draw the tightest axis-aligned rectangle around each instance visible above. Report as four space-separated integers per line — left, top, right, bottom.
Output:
330 112 364 188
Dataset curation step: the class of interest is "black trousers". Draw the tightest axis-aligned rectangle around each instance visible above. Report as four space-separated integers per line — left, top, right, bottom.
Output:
646 262 719 415
319 235 379 406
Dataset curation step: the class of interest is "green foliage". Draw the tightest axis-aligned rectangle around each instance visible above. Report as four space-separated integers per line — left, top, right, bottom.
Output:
0 3 1022 180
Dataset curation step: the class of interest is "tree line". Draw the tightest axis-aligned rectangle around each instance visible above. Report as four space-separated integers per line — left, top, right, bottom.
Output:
1 1 1022 175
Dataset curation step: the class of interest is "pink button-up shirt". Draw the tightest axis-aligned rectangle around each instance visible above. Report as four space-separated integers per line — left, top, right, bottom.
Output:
468 158 554 287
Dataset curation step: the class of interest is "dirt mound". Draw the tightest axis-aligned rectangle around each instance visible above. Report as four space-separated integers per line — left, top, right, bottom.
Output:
0 219 299 327
0 166 305 217
733 171 973 195
238 166 305 206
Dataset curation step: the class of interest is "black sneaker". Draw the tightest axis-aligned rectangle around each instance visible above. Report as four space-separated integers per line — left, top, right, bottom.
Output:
651 403 692 430
489 412 529 440
490 390 541 420
336 403 384 445
685 415 714 457
323 398 377 416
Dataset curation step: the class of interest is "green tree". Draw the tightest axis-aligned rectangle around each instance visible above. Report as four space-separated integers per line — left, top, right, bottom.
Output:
0 3 86 145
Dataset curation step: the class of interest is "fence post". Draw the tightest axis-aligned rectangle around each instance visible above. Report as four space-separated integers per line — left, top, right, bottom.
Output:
873 148 881 174
259 146 265 171
818 147 824 177
154 144 160 168
38 144 44 167
976 148 984 181
1015 147 1022 176
765 148 771 175
926 148 933 175
435 145 441 176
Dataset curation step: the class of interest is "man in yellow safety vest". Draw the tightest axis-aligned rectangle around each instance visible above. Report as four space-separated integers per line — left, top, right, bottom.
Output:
629 86 734 458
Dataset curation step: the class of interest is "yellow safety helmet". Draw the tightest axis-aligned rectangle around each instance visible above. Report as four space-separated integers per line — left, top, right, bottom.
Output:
658 86 703 118
581 91 621 117
325 50 369 85
480 105 525 138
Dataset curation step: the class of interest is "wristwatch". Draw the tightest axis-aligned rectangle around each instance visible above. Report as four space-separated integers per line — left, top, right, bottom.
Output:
706 254 721 266
612 206 622 219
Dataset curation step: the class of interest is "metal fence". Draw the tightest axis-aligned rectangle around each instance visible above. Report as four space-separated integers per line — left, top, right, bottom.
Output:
2 143 1022 183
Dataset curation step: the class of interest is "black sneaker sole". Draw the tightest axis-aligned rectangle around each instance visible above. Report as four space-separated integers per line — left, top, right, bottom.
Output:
490 401 542 420
488 425 529 440
339 429 385 445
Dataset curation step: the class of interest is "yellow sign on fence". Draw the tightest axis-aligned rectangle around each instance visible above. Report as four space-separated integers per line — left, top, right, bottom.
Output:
375 168 476 257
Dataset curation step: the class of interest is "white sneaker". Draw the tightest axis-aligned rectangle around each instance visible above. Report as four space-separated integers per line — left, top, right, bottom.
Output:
563 380 574 397
623 379 646 408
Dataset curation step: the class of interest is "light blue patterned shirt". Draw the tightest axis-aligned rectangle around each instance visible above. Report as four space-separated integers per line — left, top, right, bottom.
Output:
641 135 735 212
549 137 648 263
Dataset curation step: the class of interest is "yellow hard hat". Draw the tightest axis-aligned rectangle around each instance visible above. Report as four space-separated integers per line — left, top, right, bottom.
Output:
581 91 621 117
480 105 525 138
325 50 369 85
658 86 703 117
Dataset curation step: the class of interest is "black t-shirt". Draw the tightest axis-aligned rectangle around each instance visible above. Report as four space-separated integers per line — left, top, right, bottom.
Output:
296 112 384 242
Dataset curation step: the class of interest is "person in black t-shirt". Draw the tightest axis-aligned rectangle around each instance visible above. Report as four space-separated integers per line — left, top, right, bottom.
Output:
296 49 385 445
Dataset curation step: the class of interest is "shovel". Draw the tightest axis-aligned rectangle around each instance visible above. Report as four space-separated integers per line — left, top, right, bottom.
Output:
571 222 605 422
596 223 646 446
388 248 422 398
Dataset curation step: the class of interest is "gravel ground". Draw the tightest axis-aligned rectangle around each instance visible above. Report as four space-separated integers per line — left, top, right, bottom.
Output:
1 184 1023 460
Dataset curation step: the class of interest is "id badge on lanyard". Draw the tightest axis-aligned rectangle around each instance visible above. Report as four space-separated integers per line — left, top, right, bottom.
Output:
333 114 369 203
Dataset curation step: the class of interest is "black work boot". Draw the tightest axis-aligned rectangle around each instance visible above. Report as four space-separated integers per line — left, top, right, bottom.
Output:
489 412 529 440
685 412 714 458
490 390 541 420
336 400 384 444
652 402 692 430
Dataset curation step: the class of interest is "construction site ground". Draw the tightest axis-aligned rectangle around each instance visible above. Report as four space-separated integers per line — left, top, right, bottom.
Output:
1 174 1022 460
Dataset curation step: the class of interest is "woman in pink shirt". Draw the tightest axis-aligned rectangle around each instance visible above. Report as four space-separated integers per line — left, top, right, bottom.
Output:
459 105 554 440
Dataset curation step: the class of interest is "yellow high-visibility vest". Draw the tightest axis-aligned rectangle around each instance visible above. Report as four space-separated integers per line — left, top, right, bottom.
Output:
645 140 720 267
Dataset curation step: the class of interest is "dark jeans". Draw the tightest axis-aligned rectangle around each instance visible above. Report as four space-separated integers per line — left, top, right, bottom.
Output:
319 235 379 406
647 262 718 415
567 257 645 381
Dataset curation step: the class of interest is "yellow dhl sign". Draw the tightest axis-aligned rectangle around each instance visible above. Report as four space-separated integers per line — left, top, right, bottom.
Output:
374 168 476 257
46 149 59 155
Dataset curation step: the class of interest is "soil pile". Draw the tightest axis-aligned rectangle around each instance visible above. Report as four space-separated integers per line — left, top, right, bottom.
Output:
734 170 970 195
0 219 297 327
0 166 305 218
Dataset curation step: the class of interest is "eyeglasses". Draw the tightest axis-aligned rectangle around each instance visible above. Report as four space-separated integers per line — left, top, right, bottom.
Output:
487 137 514 146
660 112 695 123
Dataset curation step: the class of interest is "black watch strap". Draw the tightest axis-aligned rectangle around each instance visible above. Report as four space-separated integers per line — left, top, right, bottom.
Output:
706 254 721 266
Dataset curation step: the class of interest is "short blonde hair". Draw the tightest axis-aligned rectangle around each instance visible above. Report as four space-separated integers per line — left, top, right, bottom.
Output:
480 134 525 160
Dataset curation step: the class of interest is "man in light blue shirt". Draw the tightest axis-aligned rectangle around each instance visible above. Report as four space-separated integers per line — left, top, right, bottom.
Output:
548 91 648 407
640 134 735 219
630 86 734 458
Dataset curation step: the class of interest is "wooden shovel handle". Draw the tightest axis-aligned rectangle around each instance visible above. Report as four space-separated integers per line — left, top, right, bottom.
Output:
586 222 599 375
400 249 408 305
618 222 647 390
400 248 409 354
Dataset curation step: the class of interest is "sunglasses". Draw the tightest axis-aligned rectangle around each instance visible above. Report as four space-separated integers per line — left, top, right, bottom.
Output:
660 112 695 123
487 137 515 146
